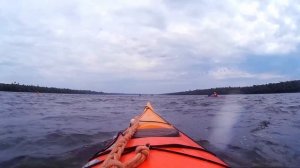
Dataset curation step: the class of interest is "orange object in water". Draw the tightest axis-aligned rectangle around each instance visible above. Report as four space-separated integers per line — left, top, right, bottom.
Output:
84 102 229 168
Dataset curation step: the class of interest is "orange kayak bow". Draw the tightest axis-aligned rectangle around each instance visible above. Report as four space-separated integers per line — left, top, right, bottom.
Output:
84 102 229 168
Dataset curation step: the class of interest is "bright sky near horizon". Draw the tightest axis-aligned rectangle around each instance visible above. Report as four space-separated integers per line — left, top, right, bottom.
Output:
0 0 300 93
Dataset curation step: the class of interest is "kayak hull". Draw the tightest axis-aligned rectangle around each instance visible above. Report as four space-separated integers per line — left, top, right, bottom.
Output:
85 102 228 168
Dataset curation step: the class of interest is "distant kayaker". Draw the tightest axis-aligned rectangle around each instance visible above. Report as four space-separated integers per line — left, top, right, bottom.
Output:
209 91 219 97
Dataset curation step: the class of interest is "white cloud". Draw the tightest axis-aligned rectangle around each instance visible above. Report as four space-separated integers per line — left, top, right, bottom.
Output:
209 68 254 79
209 67 284 80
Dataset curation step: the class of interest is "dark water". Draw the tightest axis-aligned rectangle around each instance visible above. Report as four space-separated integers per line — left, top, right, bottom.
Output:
0 92 300 168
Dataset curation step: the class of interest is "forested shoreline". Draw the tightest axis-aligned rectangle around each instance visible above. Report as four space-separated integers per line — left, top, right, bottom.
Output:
0 83 104 94
2 80 300 95
168 80 300 95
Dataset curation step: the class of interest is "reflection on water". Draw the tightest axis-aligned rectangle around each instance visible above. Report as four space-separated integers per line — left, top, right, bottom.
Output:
208 97 242 150
0 92 300 167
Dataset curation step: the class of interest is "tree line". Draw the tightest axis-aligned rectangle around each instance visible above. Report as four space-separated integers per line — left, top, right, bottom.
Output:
168 80 300 95
0 83 104 94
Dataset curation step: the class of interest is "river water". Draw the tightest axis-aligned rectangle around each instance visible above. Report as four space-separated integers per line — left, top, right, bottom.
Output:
0 92 299 167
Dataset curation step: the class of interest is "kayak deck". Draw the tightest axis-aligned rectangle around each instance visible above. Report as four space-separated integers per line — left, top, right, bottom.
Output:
84 102 228 168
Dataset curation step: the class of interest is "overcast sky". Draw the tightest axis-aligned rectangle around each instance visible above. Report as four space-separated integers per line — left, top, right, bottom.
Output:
1 0 300 93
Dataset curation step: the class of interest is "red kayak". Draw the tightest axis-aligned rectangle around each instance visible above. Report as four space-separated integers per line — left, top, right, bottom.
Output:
84 102 228 168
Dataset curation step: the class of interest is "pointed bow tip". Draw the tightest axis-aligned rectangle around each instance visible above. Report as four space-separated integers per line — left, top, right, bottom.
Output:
146 102 154 111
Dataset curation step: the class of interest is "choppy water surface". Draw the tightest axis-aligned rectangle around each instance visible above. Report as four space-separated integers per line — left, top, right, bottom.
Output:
0 92 299 167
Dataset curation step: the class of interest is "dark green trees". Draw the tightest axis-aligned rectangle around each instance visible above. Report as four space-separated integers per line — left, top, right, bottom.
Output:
168 80 300 95
0 83 104 94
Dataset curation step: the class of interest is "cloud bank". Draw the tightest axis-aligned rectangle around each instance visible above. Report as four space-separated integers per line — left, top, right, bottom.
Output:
0 0 299 93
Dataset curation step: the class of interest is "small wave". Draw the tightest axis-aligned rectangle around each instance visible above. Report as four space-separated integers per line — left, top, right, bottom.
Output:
35 132 93 147
0 155 77 168
30 131 116 149
42 115 107 122
196 139 210 146
207 113 215 117
111 111 122 115
265 106 288 114
292 122 300 129
0 138 111 168
89 98 104 103
287 105 300 109
244 147 269 164
0 137 25 150
168 101 178 105
251 120 270 133
183 100 198 106
260 139 279 146
253 99 263 102
227 144 242 150
55 101 73 105
275 101 284 105
200 102 211 107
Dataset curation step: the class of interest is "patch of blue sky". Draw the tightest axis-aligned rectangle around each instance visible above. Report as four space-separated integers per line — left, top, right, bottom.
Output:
239 54 300 78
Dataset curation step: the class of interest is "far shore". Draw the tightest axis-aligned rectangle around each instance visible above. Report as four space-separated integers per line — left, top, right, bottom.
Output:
1 80 300 95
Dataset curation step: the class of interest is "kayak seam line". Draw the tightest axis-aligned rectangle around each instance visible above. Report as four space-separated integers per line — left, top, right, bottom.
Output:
139 120 171 125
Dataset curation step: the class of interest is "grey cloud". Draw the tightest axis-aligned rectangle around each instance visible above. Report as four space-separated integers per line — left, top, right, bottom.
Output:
113 7 166 30
0 0 299 93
